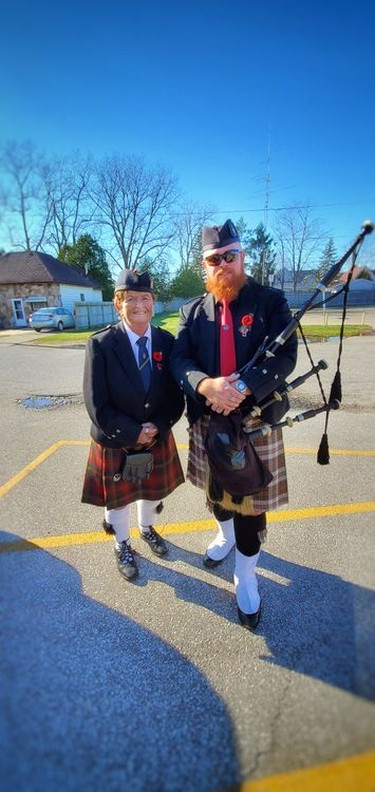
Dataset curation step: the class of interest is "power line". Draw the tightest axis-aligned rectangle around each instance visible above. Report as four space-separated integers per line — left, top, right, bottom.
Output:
212 200 375 214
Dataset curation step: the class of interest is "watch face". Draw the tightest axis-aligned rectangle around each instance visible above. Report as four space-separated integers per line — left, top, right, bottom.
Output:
236 380 246 392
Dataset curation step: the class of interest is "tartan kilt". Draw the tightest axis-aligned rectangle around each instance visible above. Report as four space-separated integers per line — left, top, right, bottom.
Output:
81 431 184 508
187 414 288 516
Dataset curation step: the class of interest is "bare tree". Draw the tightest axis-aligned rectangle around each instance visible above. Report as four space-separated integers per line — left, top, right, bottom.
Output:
45 152 94 253
273 204 324 291
89 155 179 270
173 200 216 269
0 140 53 250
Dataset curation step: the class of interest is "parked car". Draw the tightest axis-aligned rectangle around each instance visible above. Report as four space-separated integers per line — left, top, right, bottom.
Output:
29 307 76 332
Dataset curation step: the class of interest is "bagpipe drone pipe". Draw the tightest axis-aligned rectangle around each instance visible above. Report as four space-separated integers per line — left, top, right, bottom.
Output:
240 220 374 464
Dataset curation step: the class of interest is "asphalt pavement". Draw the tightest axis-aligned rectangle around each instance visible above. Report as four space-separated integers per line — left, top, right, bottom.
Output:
0 330 374 792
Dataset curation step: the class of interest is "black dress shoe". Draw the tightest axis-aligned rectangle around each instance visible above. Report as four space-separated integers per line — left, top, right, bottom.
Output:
237 605 261 631
203 553 224 569
114 541 139 581
139 527 168 556
103 519 115 535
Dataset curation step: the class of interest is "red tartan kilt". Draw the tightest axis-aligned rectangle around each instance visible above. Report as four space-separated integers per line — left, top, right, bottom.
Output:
81 432 184 508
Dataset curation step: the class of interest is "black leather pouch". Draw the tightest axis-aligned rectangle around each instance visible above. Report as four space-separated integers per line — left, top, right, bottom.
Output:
121 452 154 483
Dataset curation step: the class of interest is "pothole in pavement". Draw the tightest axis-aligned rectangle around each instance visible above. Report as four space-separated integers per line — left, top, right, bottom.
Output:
17 394 83 409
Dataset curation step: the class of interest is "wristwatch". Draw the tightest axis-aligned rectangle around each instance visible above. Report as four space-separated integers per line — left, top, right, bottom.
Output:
234 379 248 394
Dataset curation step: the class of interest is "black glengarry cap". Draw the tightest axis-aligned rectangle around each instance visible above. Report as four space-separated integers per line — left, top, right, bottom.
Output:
114 269 155 294
202 219 240 254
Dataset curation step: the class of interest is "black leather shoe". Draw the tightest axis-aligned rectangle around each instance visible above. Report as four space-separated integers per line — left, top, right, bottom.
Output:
237 605 261 632
140 527 168 556
114 541 138 581
203 553 224 569
103 519 115 535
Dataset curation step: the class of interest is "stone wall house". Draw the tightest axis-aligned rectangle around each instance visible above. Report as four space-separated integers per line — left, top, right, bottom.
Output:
0 251 103 328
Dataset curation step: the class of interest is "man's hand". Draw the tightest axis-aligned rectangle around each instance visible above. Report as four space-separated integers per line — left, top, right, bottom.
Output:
197 374 251 416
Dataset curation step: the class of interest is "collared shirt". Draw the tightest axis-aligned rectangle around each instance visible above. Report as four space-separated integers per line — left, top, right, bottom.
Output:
122 321 152 364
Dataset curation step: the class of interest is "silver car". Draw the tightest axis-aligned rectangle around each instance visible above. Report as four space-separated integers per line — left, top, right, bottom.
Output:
29 307 76 332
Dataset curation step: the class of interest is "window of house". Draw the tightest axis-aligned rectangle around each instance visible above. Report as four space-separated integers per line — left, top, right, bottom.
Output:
80 294 85 301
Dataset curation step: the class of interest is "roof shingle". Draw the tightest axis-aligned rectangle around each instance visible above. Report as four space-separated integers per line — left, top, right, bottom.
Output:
0 251 102 288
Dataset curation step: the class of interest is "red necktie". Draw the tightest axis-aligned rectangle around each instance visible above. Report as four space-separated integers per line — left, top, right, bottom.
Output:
220 300 237 375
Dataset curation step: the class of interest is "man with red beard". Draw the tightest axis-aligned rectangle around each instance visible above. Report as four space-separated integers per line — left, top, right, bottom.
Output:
170 220 297 630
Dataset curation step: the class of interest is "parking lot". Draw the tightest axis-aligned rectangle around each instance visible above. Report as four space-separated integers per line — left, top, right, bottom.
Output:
0 331 374 791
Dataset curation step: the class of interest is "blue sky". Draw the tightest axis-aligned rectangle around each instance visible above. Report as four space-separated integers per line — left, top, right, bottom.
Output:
1 0 375 258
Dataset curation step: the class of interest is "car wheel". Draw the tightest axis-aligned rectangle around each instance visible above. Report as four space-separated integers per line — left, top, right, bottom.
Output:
57 321 64 331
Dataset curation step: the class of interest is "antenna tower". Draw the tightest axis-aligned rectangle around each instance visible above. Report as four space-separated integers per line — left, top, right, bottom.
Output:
262 133 271 284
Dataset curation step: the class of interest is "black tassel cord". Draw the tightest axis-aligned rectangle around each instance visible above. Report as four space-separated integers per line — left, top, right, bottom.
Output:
300 256 356 465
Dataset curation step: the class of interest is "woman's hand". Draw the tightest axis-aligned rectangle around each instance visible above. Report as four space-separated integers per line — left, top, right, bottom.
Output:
137 422 158 445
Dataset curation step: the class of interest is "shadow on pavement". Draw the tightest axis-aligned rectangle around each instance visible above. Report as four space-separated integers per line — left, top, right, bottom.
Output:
258 550 375 702
141 542 375 703
0 532 239 792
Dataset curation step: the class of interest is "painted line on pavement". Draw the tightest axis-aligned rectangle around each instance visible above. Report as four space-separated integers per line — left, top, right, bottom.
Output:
1 439 374 500
229 749 375 791
1 500 374 554
0 440 87 498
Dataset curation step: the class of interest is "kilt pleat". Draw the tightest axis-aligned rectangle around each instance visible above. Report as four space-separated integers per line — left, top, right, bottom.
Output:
187 414 288 515
82 432 184 508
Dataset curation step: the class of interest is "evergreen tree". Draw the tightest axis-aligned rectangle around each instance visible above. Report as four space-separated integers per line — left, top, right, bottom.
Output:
170 265 204 298
58 234 114 300
169 228 205 298
313 238 338 286
235 217 254 264
139 257 172 302
248 222 276 285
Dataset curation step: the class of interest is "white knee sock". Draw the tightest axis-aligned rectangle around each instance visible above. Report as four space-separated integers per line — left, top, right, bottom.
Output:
206 518 235 561
234 549 260 615
104 505 130 546
137 500 161 535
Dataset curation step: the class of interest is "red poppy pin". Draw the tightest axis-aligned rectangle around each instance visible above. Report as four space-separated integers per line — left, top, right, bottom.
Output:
153 350 163 369
239 314 254 337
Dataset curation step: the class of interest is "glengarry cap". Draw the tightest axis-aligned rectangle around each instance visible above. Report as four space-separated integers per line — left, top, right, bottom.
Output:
202 219 240 254
114 269 155 294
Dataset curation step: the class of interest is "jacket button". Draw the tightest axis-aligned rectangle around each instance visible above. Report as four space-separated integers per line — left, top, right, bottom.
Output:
145 402 150 408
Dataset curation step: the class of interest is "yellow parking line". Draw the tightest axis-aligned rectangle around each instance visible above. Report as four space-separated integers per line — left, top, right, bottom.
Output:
0 440 88 498
1 440 374 500
1 500 374 554
284 446 375 456
230 749 375 791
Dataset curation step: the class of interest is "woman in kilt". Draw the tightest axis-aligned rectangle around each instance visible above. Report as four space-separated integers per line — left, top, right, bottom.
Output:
82 269 185 581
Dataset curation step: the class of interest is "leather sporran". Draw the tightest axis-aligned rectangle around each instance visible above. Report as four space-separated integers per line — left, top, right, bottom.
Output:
205 411 273 497
121 451 154 484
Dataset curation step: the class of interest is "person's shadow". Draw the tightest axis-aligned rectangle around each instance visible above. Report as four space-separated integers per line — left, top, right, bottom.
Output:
0 531 239 792
137 541 375 703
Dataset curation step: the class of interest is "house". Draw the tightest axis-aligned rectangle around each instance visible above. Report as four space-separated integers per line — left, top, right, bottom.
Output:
273 268 317 292
0 251 103 329
339 265 375 284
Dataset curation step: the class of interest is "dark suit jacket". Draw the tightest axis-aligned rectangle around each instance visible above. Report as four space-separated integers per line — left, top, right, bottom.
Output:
83 322 185 448
170 279 298 425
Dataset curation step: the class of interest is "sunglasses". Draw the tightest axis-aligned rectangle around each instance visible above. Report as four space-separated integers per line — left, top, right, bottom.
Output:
205 249 241 266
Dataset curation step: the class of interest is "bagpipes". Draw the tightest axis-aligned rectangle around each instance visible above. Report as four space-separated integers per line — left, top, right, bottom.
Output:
240 220 374 464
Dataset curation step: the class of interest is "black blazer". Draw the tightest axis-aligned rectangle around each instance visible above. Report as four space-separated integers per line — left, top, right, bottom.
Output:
83 322 185 448
170 279 298 425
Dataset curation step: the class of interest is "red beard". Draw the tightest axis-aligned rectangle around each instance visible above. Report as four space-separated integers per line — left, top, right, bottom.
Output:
205 269 247 302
